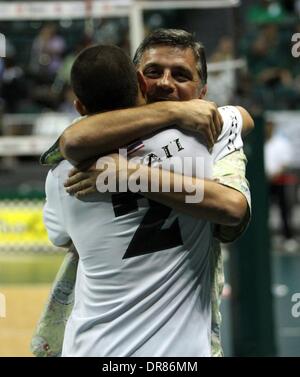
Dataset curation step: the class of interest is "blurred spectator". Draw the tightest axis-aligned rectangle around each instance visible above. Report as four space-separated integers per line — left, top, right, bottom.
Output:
52 35 93 96
207 37 235 106
210 36 234 62
264 120 299 252
234 72 263 115
94 18 129 52
247 0 288 24
0 38 15 94
1 56 27 113
246 23 300 110
249 23 287 80
30 23 66 80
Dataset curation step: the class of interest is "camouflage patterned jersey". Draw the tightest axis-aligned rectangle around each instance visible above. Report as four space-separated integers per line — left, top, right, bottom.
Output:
211 149 251 357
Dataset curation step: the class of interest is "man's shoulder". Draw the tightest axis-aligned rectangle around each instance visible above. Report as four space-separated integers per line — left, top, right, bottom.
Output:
217 106 242 136
212 106 244 162
40 116 84 166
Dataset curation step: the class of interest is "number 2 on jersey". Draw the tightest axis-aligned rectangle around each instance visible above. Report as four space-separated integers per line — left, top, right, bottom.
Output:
112 193 183 259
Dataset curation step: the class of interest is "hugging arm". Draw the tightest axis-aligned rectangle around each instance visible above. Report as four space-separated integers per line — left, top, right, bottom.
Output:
60 99 224 165
65 154 248 227
62 104 252 233
60 101 253 166
137 164 248 226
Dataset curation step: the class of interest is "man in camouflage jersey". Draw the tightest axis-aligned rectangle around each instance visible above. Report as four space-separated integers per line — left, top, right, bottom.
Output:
211 150 251 357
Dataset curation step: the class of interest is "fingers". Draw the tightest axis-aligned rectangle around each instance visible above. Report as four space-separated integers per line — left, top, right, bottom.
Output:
185 99 223 150
210 115 218 143
212 108 223 141
205 120 214 150
207 102 222 142
202 102 223 146
68 167 79 177
65 172 90 187
75 187 96 198
65 178 93 196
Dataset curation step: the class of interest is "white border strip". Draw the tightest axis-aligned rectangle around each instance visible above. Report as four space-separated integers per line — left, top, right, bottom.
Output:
0 1 132 20
0 0 240 20
0 136 57 156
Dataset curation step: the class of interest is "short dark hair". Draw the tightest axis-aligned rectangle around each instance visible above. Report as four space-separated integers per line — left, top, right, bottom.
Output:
71 45 138 114
133 29 207 85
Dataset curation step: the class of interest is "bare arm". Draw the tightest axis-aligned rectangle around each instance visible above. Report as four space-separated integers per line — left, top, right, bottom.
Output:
134 164 247 226
60 102 174 165
237 106 254 137
65 154 247 226
60 99 223 165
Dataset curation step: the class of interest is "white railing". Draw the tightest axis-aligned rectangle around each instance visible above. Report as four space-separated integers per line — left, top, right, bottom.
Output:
0 136 56 156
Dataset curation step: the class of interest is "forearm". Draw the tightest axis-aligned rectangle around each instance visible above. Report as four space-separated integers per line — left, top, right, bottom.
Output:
236 106 254 137
130 165 247 226
60 102 178 164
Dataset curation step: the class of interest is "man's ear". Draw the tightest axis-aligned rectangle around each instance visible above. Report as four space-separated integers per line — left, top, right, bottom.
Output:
198 84 208 99
74 99 87 116
137 71 147 98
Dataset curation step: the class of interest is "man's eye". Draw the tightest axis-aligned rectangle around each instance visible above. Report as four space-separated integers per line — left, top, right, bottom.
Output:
144 70 160 77
175 75 189 82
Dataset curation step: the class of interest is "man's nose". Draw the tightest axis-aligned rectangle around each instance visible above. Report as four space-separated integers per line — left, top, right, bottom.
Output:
157 71 175 91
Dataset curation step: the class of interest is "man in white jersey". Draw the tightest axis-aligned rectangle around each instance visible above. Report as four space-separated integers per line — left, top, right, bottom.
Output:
42 33 251 355
58 31 251 357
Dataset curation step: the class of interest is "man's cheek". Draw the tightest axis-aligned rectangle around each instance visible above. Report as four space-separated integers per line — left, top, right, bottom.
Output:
178 90 191 101
144 81 154 94
145 86 158 102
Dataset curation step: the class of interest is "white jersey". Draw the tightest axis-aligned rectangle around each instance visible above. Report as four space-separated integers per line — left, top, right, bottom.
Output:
44 106 243 357
264 134 293 178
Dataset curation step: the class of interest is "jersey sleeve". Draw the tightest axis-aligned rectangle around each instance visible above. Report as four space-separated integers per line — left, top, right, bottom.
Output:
212 149 251 243
213 106 244 163
44 168 71 247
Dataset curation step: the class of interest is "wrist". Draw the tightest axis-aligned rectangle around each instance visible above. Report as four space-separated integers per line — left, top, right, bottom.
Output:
152 101 181 128
166 101 183 126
